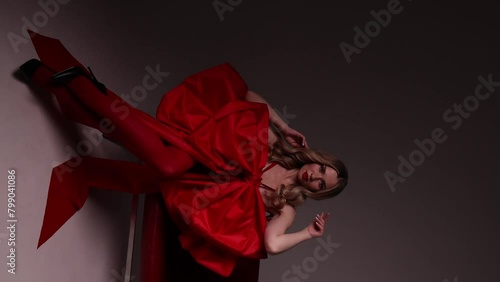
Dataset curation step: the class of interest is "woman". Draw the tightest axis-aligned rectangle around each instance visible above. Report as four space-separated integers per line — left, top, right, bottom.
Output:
19 31 348 277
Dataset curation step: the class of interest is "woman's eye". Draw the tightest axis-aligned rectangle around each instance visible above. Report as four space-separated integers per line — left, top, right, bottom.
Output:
321 165 326 173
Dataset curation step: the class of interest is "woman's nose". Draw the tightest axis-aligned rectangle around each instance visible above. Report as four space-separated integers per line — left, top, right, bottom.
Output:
311 172 316 180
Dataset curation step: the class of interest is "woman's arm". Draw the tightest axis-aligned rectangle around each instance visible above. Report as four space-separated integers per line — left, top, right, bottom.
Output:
264 204 312 255
265 205 330 255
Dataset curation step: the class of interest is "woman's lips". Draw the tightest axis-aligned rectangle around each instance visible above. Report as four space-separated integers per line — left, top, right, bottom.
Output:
302 171 308 182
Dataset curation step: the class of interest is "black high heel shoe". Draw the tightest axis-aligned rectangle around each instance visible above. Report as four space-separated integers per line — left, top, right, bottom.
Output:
51 66 108 95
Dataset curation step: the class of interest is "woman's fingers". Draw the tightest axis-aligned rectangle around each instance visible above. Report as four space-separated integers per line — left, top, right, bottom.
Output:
315 214 325 226
283 127 307 148
287 136 301 148
301 137 307 148
315 212 328 225
315 213 322 221
311 212 331 236
296 135 304 146
314 222 324 235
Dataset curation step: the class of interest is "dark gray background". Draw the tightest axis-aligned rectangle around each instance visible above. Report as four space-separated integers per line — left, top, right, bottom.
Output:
1 0 499 281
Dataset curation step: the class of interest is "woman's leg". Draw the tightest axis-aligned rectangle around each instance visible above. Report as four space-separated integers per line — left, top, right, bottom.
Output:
28 63 196 178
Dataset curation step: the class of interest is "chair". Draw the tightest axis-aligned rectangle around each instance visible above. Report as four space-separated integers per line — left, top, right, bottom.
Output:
139 194 261 281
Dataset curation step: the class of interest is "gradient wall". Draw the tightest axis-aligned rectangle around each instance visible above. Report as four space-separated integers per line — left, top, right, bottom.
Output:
1 0 499 281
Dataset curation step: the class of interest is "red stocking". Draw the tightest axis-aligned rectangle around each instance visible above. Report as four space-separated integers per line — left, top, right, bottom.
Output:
30 64 196 178
29 65 196 248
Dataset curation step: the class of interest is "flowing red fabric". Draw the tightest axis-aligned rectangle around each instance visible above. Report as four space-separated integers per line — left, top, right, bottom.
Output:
28 31 270 277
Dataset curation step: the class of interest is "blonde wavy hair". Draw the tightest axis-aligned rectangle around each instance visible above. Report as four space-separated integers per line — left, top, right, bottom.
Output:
262 129 349 214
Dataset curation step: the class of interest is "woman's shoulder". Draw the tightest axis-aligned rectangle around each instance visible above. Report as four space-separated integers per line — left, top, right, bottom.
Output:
280 203 296 215
271 204 296 218
266 204 296 227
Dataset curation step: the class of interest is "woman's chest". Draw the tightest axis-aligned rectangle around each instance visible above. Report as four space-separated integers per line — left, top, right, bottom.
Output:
259 162 284 191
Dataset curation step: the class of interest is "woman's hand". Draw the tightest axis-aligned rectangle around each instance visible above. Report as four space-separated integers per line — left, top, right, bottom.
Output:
305 212 329 238
280 126 309 148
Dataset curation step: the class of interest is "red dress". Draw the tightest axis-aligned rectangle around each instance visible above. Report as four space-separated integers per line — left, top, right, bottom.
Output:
28 32 273 277
155 63 273 276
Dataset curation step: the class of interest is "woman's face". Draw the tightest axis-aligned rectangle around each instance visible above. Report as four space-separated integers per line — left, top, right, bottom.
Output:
297 163 339 192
